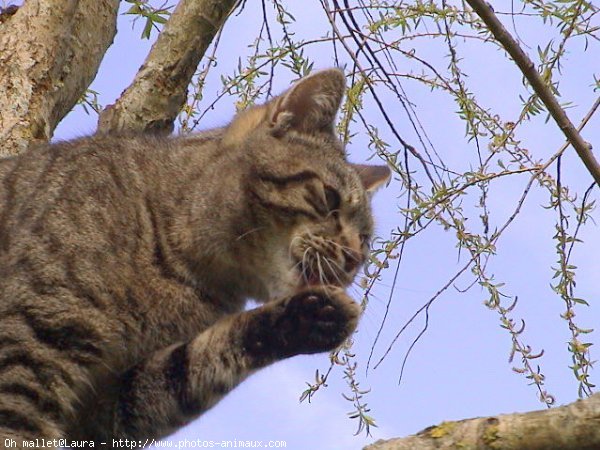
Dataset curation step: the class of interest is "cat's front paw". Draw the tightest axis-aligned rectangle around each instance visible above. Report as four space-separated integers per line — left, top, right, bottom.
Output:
280 286 360 355
244 286 360 362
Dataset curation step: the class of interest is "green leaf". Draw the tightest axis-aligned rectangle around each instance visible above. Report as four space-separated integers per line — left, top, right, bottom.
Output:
572 298 590 306
125 5 142 15
142 18 153 39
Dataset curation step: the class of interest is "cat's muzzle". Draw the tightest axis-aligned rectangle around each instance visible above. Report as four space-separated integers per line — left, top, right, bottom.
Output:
292 238 363 289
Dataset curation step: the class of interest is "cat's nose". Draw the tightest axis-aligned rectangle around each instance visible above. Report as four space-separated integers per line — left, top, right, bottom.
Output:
343 248 362 273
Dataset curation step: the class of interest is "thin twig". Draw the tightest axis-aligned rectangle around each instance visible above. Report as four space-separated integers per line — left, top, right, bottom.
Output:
465 0 600 186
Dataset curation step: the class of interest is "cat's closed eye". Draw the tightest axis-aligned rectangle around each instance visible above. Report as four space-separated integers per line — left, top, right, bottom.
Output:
324 186 341 212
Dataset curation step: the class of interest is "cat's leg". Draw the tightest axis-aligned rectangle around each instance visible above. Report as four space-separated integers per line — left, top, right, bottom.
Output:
0 348 70 450
111 285 359 441
0 415 61 450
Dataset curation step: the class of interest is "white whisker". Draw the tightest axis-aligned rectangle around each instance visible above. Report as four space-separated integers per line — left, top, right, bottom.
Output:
235 226 265 241
288 234 304 259
316 253 327 286
323 256 344 287
301 246 313 284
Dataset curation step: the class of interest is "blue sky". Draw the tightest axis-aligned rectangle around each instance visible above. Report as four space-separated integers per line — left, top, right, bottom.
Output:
52 1 600 449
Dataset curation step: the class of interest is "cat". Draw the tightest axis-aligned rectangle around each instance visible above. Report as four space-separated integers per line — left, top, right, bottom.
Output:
0 68 390 448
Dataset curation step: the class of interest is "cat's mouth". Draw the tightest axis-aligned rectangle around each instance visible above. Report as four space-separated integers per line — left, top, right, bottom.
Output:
295 258 355 289
290 234 364 290
300 272 345 288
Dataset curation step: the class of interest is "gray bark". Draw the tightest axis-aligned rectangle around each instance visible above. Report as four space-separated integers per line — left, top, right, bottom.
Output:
97 0 239 135
365 393 600 450
0 0 119 156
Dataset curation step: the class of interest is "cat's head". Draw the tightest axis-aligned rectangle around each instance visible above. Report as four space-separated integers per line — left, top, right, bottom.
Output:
221 69 390 301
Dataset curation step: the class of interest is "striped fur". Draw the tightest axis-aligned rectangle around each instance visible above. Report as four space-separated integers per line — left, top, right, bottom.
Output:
0 69 390 448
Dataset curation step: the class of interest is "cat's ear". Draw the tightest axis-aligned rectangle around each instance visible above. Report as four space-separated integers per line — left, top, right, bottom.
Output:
221 68 344 147
269 68 346 136
351 164 391 194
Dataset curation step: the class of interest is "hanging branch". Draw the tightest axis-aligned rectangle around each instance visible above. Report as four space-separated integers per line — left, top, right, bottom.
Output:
464 0 600 186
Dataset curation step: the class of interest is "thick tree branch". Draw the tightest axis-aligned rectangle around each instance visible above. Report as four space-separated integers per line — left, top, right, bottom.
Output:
464 0 600 186
365 393 600 450
0 0 119 156
97 0 239 135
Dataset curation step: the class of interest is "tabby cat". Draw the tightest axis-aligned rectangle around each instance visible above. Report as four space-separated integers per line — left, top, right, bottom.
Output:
0 69 390 448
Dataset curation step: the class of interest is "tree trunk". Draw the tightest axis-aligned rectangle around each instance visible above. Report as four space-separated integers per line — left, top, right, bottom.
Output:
0 0 119 156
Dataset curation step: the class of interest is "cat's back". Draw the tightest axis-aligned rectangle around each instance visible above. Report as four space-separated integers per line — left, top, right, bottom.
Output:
0 133 218 368
0 132 223 314
0 134 192 240
0 135 192 312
